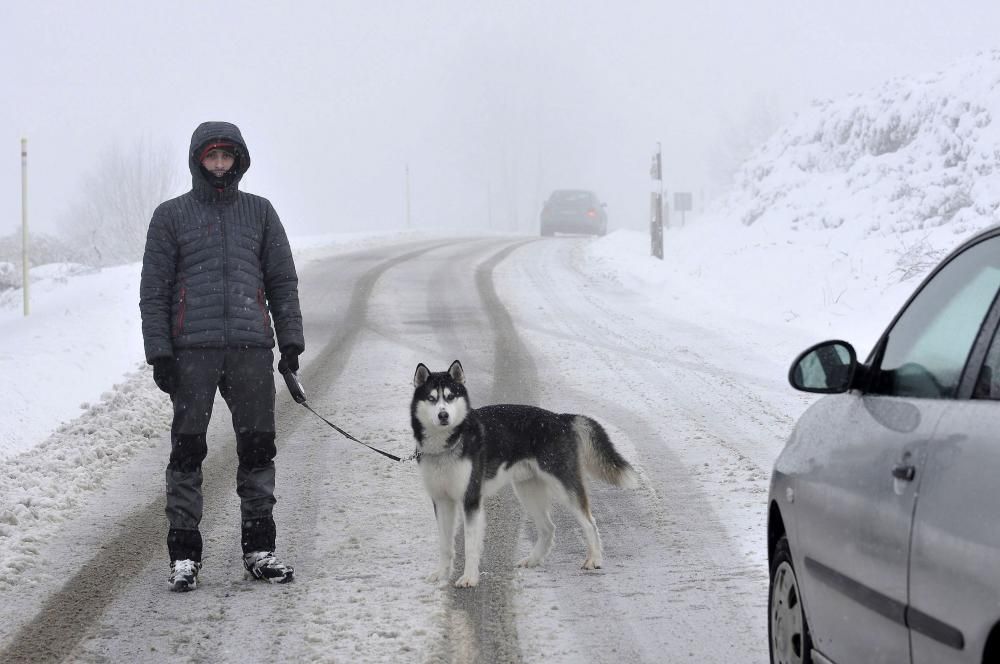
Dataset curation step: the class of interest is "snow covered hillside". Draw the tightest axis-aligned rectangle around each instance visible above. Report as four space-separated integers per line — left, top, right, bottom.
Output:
725 50 1000 237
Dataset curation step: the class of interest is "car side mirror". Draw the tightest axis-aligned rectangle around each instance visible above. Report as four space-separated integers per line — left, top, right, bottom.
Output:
788 340 858 394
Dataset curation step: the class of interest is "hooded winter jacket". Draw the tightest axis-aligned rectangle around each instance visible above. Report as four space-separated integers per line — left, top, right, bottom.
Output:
139 121 304 363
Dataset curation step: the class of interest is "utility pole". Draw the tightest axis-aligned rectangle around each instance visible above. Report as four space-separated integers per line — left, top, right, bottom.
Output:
649 142 663 260
487 181 493 231
404 163 412 228
535 144 543 235
21 138 29 315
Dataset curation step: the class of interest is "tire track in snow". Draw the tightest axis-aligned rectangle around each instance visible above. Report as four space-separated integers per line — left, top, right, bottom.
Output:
493 238 769 659
370 237 538 663
439 238 539 664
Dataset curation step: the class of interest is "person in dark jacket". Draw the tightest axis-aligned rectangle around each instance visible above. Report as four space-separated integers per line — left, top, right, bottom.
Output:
140 121 303 591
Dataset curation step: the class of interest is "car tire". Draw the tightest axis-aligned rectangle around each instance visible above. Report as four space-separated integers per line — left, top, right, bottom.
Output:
541 227 553 237
769 535 813 664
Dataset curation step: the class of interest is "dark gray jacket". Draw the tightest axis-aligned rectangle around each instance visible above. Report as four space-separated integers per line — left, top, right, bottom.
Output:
139 122 304 363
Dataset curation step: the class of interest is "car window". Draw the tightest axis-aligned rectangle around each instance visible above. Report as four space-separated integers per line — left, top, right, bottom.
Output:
551 191 592 207
871 235 1000 399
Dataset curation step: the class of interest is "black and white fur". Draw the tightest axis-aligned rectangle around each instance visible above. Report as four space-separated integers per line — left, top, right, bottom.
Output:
411 360 638 588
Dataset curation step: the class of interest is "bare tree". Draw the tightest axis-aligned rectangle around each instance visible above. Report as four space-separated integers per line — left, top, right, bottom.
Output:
707 95 784 197
60 135 180 266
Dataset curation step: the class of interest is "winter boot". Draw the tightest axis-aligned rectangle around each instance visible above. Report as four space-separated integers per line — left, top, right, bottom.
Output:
169 559 202 592
243 550 294 584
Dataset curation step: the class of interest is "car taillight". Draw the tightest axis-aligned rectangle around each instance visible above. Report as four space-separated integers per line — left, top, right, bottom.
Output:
586 208 597 217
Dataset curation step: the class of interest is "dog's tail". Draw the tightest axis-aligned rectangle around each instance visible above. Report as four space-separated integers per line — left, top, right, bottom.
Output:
564 415 639 488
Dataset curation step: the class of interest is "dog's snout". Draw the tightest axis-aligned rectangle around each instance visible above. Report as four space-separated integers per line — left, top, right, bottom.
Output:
438 410 449 424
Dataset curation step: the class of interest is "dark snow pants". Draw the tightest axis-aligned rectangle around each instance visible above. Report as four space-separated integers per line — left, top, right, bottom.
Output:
165 348 279 562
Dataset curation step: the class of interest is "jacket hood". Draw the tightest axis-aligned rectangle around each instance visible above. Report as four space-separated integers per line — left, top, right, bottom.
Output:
189 121 251 199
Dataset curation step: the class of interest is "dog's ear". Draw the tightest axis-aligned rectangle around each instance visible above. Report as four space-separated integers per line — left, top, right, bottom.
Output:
448 360 465 384
413 363 431 388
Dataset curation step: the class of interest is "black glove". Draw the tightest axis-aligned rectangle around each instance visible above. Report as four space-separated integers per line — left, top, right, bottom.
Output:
278 348 300 374
152 357 177 395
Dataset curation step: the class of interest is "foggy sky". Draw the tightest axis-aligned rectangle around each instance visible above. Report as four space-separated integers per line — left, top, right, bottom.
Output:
2 1 998 238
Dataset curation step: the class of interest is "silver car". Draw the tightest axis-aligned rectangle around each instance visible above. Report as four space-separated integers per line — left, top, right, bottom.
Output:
769 224 1000 664
539 189 608 237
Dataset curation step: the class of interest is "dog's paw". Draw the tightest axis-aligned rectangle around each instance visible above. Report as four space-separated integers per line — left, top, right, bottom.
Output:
517 556 542 568
454 574 479 588
426 569 451 584
581 557 603 570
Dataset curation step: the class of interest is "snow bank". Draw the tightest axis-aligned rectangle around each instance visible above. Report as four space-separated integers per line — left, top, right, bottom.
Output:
0 263 146 459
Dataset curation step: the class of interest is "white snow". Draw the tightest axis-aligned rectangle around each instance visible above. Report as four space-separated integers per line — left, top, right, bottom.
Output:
4 50 1000 659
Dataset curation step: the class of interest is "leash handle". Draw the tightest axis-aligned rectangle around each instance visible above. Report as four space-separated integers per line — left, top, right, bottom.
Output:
280 367 307 404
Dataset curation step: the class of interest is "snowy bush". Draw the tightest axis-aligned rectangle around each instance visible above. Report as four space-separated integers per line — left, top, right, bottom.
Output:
58 136 180 267
890 232 948 282
0 262 16 290
0 232 89 288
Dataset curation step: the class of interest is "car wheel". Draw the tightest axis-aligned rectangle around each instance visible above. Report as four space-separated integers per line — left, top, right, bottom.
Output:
769 535 813 664
541 228 553 237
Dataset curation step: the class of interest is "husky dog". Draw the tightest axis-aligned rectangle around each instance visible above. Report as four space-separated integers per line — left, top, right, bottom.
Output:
411 360 638 588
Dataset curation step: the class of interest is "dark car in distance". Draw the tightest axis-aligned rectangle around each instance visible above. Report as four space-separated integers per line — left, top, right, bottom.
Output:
540 189 608 237
769 223 1000 664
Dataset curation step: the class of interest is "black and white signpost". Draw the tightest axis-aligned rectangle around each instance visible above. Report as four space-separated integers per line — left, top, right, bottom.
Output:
649 143 663 260
21 138 29 316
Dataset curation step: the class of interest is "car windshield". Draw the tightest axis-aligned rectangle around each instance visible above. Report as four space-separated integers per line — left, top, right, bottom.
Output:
550 191 594 207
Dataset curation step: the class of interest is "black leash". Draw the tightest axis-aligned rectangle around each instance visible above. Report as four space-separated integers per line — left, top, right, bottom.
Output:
281 368 415 463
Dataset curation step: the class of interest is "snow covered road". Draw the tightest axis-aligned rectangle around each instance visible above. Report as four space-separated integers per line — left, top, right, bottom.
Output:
0 234 806 662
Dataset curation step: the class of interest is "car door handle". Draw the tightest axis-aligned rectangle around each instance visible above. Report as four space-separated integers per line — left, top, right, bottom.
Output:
891 464 916 481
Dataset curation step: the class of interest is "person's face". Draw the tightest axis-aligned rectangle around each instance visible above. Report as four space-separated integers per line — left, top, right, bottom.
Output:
202 149 235 177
